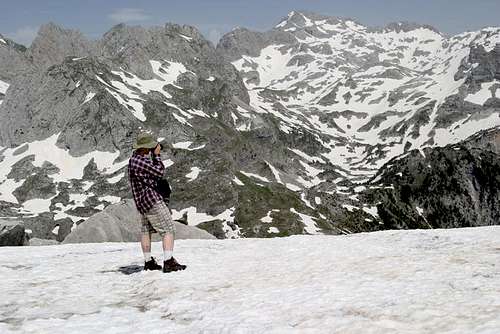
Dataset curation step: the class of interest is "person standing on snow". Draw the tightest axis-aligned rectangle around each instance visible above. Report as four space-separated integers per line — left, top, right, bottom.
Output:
128 132 186 273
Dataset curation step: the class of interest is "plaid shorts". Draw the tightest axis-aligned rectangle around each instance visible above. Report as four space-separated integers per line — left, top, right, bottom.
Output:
140 201 176 236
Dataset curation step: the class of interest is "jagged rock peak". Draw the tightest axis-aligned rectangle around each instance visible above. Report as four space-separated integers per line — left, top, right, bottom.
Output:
163 22 205 41
279 10 330 23
0 33 27 52
100 23 151 47
0 34 32 82
274 10 365 30
28 22 95 68
37 22 77 35
33 22 93 45
102 22 205 43
273 10 442 36
99 21 220 80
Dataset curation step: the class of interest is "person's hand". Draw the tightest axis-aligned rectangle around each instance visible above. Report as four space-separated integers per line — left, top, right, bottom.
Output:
153 144 161 155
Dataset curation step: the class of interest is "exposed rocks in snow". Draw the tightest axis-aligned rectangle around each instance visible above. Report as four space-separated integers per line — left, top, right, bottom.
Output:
0 219 28 246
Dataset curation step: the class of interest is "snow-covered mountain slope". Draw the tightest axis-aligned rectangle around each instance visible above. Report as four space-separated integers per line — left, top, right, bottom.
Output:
1 227 499 333
218 11 500 182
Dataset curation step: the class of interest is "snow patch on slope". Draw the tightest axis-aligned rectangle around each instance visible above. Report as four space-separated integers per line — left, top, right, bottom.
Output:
290 208 322 234
99 60 189 122
0 134 123 204
0 79 9 95
185 167 202 182
465 81 499 105
82 92 96 105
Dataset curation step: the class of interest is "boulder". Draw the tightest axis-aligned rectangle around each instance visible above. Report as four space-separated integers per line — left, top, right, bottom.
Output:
29 238 60 246
0 219 28 246
63 200 215 243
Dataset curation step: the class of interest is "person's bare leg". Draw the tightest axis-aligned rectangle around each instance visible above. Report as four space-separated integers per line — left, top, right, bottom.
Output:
163 233 174 260
141 232 152 261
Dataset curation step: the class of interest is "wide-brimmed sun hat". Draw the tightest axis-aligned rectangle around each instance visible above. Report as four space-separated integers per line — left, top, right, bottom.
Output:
133 132 158 149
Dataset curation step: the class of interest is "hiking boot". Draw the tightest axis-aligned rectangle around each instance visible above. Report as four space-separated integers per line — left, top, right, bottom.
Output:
163 257 187 273
144 257 162 271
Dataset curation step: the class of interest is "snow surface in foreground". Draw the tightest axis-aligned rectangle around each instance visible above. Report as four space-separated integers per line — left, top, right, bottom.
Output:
1 227 499 333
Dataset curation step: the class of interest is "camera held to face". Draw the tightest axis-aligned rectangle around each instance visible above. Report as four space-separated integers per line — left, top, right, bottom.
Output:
151 143 163 154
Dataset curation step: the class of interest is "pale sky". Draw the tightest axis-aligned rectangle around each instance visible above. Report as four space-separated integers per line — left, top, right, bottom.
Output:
1 0 499 46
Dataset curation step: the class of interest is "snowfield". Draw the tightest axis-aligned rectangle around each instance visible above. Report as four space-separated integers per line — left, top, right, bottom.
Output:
1 227 499 333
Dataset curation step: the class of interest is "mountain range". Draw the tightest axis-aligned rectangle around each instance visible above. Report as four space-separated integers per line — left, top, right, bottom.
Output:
0 11 499 241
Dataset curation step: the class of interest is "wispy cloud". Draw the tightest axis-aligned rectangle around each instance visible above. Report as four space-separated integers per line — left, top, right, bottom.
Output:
207 29 222 45
108 8 151 23
197 23 234 46
7 26 39 46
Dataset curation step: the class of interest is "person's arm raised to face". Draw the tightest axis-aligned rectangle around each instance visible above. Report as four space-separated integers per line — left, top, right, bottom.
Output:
151 144 165 169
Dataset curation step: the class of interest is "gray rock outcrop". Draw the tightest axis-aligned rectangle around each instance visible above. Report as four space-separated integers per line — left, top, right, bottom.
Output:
0 220 28 246
63 200 215 243
29 238 60 246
